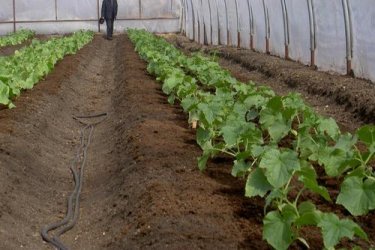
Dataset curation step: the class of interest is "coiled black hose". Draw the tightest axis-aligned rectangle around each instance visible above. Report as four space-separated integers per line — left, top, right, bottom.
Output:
41 113 107 250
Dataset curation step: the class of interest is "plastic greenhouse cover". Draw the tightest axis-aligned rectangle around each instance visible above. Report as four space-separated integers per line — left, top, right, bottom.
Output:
201 0 212 44
117 0 140 19
15 19 179 35
350 0 375 81
285 0 311 65
265 0 285 57
0 24 13 35
250 0 266 52
314 0 347 74
0 0 181 34
216 0 229 45
237 0 251 49
209 0 219 45
0 0 13 22
142 0 176 18
57 0 97 20
15 0 56 21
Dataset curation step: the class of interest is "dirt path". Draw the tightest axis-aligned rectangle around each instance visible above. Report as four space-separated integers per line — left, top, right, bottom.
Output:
0 34 270 249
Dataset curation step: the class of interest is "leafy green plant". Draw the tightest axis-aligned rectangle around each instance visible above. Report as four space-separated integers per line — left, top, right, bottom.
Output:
0 29 35 47
0 30 94 107
128 29 374 249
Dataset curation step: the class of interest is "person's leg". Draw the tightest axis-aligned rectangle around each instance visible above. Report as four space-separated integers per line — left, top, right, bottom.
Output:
106 19 113 39
109 19 114 39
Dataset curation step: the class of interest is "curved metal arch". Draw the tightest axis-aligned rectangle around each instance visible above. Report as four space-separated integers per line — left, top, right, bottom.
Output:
215 0 221 45
207 0 213 44
234 0 240 47
223 0 230 45
246 0 255 49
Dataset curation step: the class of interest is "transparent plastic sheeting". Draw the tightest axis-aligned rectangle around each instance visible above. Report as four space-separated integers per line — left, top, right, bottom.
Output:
0 0 13 22
182 0 375 83
351 0 375 82
0 0 181 34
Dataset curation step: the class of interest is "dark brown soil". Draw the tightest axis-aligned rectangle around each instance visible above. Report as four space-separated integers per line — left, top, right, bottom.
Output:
0 34 267 250
0 32 373 250
166 34 375 132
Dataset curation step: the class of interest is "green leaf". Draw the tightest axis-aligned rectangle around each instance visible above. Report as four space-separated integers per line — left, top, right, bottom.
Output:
263 211 294 250
167 94 176 104
181 96 197 111
318 213 368 249
196 127 211 148
232 159 249 178
162 73 183 94
298 162 331 201
336 176 375 216
221 124 241 147
295 201 321 226
245 168 272 197
197 103 214 127
313 145 350 177
357 125 375 152
197 153 210 171
259 149 300 188
0 80 11 105
317 117 340 139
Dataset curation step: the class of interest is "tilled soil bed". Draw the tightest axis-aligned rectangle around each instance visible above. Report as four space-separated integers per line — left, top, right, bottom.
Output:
0 34 266 249
0 33 373 250
166 34 375 132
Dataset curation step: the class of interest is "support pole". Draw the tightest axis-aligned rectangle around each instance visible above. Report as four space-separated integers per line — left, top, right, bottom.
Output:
307 0 316 67
97 0 100 32
13 0 16 32
223 0 230 46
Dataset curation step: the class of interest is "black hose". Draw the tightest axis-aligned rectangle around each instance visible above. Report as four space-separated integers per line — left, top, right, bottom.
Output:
41 113 107 250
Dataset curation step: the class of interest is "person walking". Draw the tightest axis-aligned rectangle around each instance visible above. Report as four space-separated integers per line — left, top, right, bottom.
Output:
100 0 118 40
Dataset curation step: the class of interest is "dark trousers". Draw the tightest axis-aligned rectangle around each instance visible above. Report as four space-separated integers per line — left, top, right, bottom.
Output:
105 19 114 38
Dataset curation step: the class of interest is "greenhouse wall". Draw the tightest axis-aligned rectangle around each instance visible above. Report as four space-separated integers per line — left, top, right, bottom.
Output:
0 0 181 34
181 0 375 83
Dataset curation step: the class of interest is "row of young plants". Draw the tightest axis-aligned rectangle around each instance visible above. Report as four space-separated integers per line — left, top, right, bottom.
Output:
0 29 35 47
0 30 94 107
128 29 374 249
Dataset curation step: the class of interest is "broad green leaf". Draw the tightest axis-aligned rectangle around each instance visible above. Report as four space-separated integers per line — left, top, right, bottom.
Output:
181 96 197 111
298 162 331 201
259 149 300 188
0 80 11 105
317 117 340 139
221 124 241 147
162 73 183 94
197 103 214 127
295 201 321 226
318 213 368 249
336 176 375 216
357 125 375 152
268 120 291 142
263 211 294 250
196 127 211 148
282 92 306 111
265 189 284 210
197 153 210 171
167 94 175 104
245 168 272 197
318 147 349 177
232 160 249 177
244 94 267 109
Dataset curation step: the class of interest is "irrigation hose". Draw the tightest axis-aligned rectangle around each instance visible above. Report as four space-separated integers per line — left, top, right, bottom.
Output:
41 113 108 250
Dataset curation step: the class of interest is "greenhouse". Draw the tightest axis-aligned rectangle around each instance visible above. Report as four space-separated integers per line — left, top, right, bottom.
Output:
0 0 374 249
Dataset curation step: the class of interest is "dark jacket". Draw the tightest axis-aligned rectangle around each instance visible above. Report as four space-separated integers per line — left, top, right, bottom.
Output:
101 0 118 20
